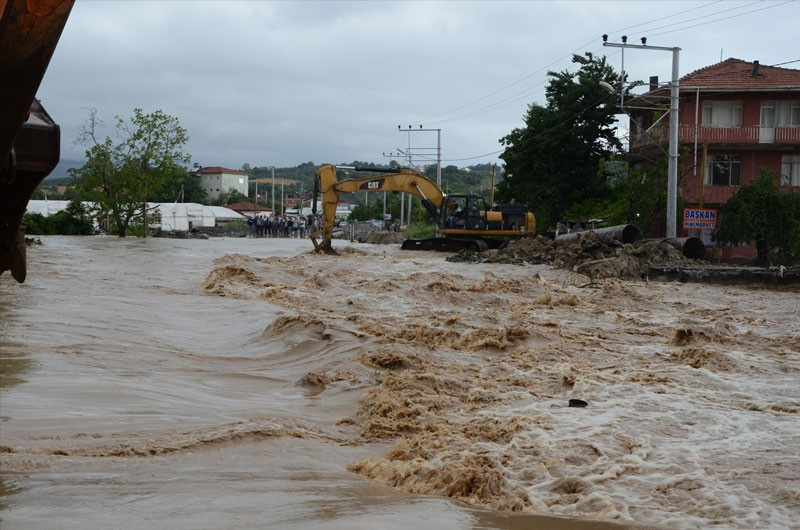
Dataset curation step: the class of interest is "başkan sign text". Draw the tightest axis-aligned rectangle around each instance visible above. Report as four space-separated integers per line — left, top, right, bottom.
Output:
683 208 718 230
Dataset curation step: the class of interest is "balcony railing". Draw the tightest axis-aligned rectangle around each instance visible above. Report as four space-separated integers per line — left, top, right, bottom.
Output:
630 125 800 149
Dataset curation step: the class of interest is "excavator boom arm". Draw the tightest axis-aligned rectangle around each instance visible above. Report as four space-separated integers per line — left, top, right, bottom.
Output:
311 164 444 253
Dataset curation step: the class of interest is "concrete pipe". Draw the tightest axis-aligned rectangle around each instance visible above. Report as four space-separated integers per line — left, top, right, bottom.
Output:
663 237 705 260
554 224 642 246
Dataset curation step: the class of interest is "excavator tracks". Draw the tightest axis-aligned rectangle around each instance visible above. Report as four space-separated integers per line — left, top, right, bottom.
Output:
401 237 489 253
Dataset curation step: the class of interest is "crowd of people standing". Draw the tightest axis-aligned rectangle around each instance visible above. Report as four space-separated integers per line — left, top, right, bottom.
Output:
246 214 321 238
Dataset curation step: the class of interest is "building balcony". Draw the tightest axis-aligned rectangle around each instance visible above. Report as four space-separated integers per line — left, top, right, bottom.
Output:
630 125 800 150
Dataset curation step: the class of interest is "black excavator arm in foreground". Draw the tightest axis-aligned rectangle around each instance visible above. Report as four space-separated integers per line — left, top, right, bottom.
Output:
0 0 74 282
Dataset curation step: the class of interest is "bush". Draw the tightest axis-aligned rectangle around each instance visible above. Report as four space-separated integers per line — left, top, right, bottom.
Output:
403 220 436 239
224 220 248 231
21 212 49 235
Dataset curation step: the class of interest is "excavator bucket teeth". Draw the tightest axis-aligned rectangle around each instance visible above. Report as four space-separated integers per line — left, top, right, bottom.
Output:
310 232 338 255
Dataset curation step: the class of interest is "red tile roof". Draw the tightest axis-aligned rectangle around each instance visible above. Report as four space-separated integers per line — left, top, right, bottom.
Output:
226 201 271 213
192 166 248 175
680 58 800 90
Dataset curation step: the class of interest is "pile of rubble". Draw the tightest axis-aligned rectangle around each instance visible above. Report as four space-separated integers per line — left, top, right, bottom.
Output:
448 233 700 280
361 231 405 245
337 221 405 245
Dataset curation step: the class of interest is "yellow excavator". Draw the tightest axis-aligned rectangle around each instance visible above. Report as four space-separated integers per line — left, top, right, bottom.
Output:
309 164 535 254
1 0 74 282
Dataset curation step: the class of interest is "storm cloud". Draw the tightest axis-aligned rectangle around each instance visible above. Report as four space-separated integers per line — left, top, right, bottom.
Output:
38 0 800 170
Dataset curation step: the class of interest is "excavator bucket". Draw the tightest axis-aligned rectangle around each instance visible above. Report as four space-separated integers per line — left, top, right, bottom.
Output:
309 230 338 255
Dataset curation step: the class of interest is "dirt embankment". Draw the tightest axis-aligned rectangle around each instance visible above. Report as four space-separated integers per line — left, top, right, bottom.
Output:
448 234 700 281
446 233 799 284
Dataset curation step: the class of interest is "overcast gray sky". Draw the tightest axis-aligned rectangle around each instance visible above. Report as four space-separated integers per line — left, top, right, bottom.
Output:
38 0 800 170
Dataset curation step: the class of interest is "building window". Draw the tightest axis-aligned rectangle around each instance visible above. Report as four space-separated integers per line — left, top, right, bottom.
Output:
761 101 800 127
702 100 742 127
782 155 800 186
706 155 741 186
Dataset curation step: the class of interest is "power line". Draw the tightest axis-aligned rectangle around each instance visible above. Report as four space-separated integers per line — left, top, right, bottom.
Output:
435 96 611 163
413 1 746 127
604 0 724 35
412 39 599 124
393 1 796 164
648 0 795 37
610 0 764 38
770 59 800 67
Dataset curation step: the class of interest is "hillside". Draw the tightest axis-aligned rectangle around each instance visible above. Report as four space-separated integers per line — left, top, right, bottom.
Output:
45 158 83 180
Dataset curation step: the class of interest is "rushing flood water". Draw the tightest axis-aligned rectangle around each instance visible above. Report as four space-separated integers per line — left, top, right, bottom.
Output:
1 236 798 529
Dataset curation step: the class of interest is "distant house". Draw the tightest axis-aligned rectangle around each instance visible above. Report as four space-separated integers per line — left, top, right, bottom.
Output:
626 58 800 257
225 201 272 218
191 166 249 202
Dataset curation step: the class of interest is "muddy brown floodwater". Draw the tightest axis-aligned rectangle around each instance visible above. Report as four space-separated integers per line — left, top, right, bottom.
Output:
1 236 798 529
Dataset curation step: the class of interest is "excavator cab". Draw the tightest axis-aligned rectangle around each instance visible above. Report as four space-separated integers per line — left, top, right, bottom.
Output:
441 194 487 230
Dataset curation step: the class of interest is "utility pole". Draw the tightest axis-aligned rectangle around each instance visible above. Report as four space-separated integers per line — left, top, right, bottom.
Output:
603 34 680 238
391 125 442 186
270 166 275 215
490 164 496 205
142 181 147 238
384 124 441 226
299 183 305 213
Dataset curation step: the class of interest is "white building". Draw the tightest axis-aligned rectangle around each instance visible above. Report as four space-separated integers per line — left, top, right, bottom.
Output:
191 166 249 201
155 203 233 231
25 200 244 232
25 199 71 217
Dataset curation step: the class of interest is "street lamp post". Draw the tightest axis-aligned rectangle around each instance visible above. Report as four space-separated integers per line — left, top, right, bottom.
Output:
603 35 681 238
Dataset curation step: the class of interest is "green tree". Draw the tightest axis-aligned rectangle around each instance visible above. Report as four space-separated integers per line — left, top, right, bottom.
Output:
497 53 624 229
215 189 248 206
348 200 383 221
714 169 800 265
152 166 207 204
70 108 190 236
48 200 95 235
423 164 486 195
562 158 668 234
